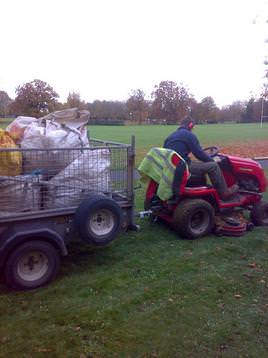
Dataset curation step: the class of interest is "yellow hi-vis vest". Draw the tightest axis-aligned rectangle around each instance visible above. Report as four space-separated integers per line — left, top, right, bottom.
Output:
138 147 189 201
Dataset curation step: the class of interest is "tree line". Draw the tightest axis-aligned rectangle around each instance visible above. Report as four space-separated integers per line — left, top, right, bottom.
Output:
0 79 267 124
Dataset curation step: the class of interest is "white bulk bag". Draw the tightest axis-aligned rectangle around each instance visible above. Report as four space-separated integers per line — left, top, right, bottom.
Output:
20 120 89 175
6 116 38 143
45 149 111 209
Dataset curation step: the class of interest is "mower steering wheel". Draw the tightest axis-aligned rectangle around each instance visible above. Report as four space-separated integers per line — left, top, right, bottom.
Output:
203 146 219 157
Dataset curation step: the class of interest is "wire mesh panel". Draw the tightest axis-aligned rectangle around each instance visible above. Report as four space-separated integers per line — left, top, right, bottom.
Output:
0 142 132 219
89 139 131 195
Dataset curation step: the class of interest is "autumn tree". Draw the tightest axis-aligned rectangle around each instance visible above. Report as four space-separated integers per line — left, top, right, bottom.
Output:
64 92 87 109
11 79 59 117
219 101 246 123
126 89 149 124
191 96 219 124
241 97 255 122
151 81 194 124
0 91 12 116
89 100 128 121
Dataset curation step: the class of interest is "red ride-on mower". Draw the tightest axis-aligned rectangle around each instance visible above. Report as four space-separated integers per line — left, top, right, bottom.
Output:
144 146 268 239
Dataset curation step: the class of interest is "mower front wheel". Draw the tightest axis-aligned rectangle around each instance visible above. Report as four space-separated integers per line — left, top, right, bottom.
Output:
250 200 268 226
172 199 215 239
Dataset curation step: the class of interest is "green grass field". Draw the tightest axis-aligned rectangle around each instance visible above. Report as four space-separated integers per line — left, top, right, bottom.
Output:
88 123 268 145
0 123 268 357
88 123 268 164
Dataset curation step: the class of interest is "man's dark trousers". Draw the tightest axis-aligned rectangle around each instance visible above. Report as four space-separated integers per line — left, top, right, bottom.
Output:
189 161 227 195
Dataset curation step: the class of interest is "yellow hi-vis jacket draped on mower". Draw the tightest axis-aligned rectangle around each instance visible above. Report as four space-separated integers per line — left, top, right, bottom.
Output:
138 147 190 201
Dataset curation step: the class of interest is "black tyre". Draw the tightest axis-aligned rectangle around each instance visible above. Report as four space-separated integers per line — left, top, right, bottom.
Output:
4 240 60 290
172 199 215 239
250 200 268 226
75 195 122 246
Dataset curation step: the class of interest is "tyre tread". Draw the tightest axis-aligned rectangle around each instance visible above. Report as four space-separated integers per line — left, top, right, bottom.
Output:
75 194 122 245
172 199 215 239
4 240 60 290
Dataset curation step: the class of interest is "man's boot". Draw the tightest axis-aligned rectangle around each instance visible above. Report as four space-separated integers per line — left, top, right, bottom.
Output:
220 184 239 200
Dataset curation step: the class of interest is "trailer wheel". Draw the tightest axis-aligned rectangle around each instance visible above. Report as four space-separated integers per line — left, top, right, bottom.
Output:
75 195 122 246
4 240 60 290
250 200 268 226
172 199 215 239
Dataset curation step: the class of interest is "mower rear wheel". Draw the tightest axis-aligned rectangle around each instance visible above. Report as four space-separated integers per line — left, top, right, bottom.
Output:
172 199 215 239
250 200 268 226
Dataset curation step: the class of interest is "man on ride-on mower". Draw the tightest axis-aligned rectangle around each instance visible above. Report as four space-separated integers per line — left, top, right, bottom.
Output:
163 116 239 200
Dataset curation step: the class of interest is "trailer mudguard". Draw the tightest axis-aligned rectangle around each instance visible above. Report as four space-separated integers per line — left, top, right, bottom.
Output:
0 227 68 269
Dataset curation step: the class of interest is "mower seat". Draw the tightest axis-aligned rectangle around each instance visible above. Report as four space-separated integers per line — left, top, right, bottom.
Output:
170 153 209 190
186 173 207 188
144 150 211 205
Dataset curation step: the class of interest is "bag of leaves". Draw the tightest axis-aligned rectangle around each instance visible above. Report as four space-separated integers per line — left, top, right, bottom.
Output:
0 129 22 176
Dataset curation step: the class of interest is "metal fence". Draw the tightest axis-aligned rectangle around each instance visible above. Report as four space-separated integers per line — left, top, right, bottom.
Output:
0 138 134 220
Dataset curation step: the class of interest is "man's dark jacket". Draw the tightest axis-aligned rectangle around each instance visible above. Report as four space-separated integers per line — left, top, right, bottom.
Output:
163 127 213 164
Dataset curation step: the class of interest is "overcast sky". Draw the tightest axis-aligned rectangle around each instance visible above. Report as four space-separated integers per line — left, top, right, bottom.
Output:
0 0 267 107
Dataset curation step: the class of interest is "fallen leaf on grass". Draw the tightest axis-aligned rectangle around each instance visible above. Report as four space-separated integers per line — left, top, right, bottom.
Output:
234 294 242 299
19 301 28 310
243 273 254 278
219 343 227 351
185 250 193 256
248 263 257 268
215 247 222 251
143 353 158 358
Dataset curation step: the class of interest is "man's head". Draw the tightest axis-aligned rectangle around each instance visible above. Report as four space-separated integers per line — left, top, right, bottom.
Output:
180 116 195 131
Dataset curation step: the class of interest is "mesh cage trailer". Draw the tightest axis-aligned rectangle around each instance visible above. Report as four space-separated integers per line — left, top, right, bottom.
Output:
0 137 136 290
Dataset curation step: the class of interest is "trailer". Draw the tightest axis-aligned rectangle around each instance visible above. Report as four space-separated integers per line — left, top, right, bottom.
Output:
0 136 136 290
